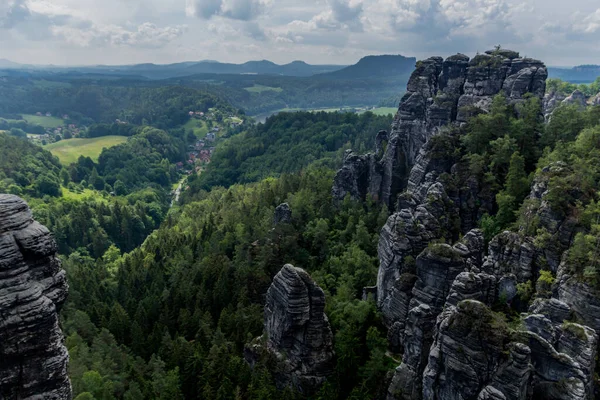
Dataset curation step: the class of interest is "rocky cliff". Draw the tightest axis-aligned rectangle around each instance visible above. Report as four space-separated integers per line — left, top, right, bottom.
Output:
332 49 600 399
0 194 71 399
245 264 334 394
333 49 547 209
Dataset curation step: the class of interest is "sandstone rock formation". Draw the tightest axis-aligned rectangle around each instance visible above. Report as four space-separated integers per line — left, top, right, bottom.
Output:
273 203 292 225
332 49 547 210
562 89 587 108
245 264 334 394
0 194 71 399
333 49 600 399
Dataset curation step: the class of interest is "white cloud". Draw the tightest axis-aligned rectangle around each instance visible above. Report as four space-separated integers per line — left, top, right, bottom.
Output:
51 22 186 48
1 0 600 66
185 0 271 20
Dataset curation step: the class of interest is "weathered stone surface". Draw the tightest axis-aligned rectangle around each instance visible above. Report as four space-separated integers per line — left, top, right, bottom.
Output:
332 150 383 202
245 264 334 394
446 270 496 307
514 330 588 400
543 90 567 121
556 261 600 333
482 232 535 283
0 194 71 400
420 300 517 400
273 203 292 225
562 89 587 108
528 298 571 325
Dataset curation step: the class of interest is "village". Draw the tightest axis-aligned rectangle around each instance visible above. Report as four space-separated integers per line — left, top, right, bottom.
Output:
177 109 245 176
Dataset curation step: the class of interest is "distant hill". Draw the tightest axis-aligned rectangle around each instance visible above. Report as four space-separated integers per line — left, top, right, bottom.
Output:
0 59 24 69
0 60 347 79
178 60 345 77
319 55 416 80
549 65 600 83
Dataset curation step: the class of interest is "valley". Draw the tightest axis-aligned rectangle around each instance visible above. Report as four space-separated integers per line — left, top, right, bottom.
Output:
2 46 600 400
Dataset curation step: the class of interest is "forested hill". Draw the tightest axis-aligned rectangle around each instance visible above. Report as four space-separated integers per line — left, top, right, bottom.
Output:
0 80 233 127
318 55 416 80
184 111 392 198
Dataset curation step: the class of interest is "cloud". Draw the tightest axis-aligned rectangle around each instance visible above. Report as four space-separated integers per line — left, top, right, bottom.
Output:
569 8 600 35
329 0 363 26
0 0 29 29
51 22 187 48
186 0 270 21
186 0 223 19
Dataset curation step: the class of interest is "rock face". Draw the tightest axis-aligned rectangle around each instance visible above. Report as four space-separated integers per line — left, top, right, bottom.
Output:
0 194 71 399
335 49 600 400
273 203 292 225
245 264 334 394
332 49 547 210
562 89 587 108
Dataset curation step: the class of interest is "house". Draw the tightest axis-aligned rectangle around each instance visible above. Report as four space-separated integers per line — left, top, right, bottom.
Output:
62 115 69 119
45 112 52 117
206 133 216 141
36 112 42 116
176 162 184 170
189 111 195 116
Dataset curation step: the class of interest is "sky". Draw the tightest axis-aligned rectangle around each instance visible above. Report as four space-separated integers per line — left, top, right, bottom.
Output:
0 0 599 67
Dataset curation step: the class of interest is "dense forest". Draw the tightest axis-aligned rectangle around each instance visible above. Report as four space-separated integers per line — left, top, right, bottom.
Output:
0 67 409 119
186 111 392 195
0 80 234 128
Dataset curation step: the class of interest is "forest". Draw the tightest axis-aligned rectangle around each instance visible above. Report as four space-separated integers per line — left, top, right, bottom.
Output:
185 111 392 195
5 78 600 398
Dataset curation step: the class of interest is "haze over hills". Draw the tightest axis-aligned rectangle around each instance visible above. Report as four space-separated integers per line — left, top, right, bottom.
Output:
319 55 416 80
548 65 600 83
0 58 347 79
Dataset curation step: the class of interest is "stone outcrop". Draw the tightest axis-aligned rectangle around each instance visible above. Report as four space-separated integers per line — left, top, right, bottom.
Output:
543 90 567 121
245 264 334 394
0 194 71 399
332 49 600 399
420 300 523 400
332 49 547 210
562 89 587 108
273 203 292 225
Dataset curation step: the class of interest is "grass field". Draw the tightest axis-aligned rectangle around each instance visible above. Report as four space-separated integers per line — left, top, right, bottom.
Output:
62 187 107 202
369 107 398 116
44 136 128 165
183 119 209 138
244 84 283 93
21 114 65 128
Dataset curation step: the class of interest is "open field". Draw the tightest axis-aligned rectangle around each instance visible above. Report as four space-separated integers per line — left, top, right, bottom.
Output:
44 136 128 165
244 84 283 93
367 107 398 116
21 114 65 128
183 118 209 138
62 187 108 202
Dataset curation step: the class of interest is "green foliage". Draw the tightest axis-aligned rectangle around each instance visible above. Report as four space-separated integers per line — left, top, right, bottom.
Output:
59 166 389 399
546 77 600 97
186 111 392 196
516 281 534 303
536 270 555 298
0 132 63 197
0 83 232 129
